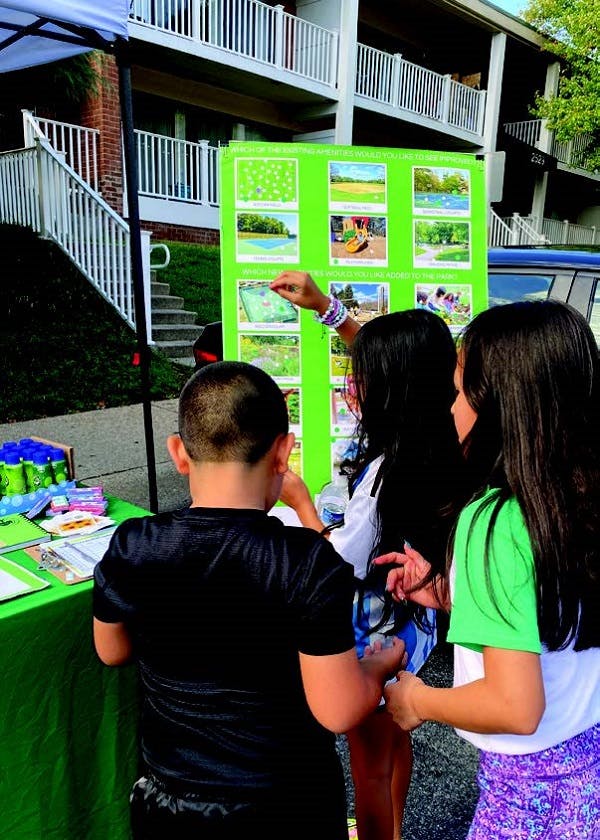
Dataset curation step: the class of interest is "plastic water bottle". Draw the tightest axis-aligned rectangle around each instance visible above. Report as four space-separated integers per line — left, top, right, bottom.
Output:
317 475 349 528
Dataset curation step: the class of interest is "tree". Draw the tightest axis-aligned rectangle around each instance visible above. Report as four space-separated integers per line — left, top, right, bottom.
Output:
524 0 600 170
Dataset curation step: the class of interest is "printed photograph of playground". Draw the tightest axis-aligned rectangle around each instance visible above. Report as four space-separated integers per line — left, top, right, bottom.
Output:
330 215 387 266
281 386 301 434
415 283 473 333
329 162 387 211
412 167 471 216
413 220 471 269
237 280 299 329
236 212 299 263
331 385 358 435
235 157 298 209
329 281 389 325
239 333 301 382
330 333 352 382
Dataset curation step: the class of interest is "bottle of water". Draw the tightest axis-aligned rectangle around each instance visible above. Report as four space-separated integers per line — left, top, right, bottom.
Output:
317 474 349 529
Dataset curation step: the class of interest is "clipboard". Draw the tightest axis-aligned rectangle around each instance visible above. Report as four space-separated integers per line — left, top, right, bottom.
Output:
24 528 117 585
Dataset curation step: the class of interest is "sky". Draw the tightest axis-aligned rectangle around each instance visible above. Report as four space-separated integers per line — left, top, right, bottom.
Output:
489 0 526 16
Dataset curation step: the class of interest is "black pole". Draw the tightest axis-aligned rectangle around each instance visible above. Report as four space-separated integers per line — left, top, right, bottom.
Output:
116 51 159 513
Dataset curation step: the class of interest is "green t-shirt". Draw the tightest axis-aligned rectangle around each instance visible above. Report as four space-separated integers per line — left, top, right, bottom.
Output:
447 490 542 654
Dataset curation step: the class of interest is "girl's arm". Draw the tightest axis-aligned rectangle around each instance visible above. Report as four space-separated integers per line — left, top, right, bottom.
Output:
384 646 545 734
279 469 326 533
270 270 361 345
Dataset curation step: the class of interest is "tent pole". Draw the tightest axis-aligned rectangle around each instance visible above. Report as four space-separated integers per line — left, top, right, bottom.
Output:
117 55 159 514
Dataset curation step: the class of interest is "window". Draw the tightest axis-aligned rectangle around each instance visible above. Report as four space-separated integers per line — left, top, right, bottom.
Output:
487 272 553 308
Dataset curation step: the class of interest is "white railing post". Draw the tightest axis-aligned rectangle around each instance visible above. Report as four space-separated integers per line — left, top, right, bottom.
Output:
391 54 403 108
22 110 35 147
329 30 339 88
35 141 49 236
274 5 285 69
440 75 451 123
476 89 487 136
192 0 201 41
141 229 153 345
511 212 520 245
200 140 210 206
593 226 598 245
563 220 570 243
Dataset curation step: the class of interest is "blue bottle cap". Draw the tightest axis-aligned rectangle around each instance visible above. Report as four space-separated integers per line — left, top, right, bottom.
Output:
4 450 22 466
2 441 18 448
33 450 51 465
49 448 66 461
19 438 35 446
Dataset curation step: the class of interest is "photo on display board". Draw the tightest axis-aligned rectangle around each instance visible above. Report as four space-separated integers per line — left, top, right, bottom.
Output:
331 437 358 480
236 212 299 263
235 157 299 209
330 333 352 383
239 333 301 382
289 439 303 478
331 384 358 436
329 281 389 325
329 215 387 266
412 166 471 217
328 161 387 212
413 220 471 269
281 386 302 435
237 280 299 328
415 283 473 333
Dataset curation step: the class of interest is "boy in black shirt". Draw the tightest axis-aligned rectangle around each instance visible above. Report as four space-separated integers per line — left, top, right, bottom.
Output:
93 361 404 840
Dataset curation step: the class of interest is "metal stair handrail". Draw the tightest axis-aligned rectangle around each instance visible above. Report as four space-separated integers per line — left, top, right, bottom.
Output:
0 138 151 339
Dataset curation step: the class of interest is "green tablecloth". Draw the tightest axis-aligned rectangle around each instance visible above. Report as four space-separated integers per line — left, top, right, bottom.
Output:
0 497 148 840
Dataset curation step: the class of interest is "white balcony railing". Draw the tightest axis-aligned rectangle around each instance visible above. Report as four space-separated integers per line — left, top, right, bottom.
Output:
136 130 219 205
504 120 596 172
356 45 486 136
130 0 339 87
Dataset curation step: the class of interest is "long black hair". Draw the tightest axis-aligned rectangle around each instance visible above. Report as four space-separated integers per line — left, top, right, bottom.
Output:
346 309 468 631
456 300 600 650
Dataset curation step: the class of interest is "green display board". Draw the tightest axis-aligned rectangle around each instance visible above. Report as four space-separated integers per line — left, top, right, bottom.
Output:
219 141 488 498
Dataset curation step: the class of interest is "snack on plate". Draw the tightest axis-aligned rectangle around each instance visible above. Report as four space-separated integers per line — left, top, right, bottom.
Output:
39 510 115 537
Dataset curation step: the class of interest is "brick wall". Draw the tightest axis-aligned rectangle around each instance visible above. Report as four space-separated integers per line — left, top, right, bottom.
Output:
80 54 124 213
143 222 221 246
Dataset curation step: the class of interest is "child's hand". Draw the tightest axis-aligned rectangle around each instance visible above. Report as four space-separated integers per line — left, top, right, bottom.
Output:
360 636 407 683
270 271 330 314
374 545 447 609
280 469 312 510
383 672 425 731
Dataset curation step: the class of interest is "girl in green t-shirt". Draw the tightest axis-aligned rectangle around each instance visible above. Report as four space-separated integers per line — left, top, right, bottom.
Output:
376 300 600 839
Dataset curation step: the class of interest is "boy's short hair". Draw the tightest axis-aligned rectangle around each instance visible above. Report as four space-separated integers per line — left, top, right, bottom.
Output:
178 361 289 464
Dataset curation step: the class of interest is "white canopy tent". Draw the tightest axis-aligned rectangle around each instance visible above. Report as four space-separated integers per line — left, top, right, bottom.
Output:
0 0 159 512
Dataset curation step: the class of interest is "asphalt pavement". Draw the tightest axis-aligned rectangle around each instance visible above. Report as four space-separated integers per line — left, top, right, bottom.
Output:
0 400 479 840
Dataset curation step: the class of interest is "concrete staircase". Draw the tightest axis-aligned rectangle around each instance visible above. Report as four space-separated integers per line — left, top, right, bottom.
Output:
150 272 198 367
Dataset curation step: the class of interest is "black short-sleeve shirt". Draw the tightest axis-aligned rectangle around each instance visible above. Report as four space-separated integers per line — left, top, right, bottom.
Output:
93 507 355 809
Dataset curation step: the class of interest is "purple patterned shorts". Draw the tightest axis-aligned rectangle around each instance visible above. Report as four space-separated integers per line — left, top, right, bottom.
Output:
468 723 600 839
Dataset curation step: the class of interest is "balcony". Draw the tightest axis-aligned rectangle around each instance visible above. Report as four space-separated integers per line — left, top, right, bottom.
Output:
129 0 339 94
355 45 486 142
503 120 598 176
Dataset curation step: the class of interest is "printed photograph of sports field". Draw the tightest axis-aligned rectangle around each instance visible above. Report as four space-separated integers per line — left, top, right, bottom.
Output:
329 162 387 211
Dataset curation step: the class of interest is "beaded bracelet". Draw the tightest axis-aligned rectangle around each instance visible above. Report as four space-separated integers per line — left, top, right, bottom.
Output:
313 294 349 329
